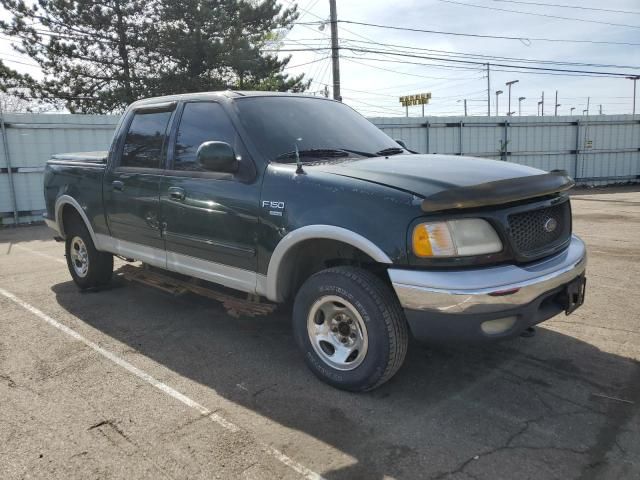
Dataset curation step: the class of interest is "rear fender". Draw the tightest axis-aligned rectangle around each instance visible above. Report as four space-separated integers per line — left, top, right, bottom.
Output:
54 195 99 246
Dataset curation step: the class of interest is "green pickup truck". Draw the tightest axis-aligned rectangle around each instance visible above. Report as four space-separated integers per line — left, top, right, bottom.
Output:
44 91 587 391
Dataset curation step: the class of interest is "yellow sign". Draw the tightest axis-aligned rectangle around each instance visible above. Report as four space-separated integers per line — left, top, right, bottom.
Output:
399 93 431 107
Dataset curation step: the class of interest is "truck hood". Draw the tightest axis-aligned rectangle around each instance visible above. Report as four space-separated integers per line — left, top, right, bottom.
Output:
310 154 574 212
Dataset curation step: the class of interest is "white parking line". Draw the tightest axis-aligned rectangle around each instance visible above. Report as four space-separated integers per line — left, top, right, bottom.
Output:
0 287 325 480
12 243 67 265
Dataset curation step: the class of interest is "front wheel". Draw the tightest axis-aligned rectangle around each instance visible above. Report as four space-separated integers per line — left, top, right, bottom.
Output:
65 219 113 289
292 266 409 392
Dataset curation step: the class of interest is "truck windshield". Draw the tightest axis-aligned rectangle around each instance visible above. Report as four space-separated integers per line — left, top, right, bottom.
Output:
234 96 401 163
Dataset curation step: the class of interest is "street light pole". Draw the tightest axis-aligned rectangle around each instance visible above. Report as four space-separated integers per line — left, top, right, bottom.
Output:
570 107 575 115
495 90 503 116
541 91 544 116
505 80 519 116
486 63 491 116
554 90 560 116
537 101 542 116
518 96 525 116
457 99 468 116
627 76 640 115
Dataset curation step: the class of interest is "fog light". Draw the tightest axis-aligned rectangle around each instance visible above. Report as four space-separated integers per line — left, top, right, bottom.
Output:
481 316 518 335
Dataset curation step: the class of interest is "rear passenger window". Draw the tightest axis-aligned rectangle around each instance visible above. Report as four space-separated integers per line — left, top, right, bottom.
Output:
121 110 173 169
173 102 240 171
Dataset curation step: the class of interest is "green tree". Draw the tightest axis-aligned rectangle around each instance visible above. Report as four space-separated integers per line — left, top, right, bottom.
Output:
148 0 308 96
0 0 309 113
0 0 156 113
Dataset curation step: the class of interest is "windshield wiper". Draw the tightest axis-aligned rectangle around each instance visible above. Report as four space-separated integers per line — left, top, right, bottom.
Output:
375 147 406 156
274 148 372 162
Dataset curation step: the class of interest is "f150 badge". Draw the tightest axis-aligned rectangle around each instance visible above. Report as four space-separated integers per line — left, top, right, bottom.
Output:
262 200 285 216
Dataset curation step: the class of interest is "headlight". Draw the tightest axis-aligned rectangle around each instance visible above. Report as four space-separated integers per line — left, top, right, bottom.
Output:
412 219 502 257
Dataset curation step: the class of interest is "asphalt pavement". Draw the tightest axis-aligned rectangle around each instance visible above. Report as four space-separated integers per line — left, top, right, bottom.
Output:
1 188 639 480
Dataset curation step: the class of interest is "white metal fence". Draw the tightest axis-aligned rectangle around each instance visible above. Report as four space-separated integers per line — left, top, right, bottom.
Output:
0 113 638 225
0 114 119 225
370 114 640 186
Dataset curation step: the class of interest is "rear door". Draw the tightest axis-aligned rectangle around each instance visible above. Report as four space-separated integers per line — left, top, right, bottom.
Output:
104 104 175 261
160 101 260 292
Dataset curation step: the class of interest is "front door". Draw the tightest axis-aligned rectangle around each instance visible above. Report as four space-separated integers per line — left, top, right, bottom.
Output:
160 101 260 293
104 105 175 264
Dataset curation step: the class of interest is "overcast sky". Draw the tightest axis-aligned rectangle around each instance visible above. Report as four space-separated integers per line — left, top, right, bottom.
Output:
279 0 640 117
0 0 638 117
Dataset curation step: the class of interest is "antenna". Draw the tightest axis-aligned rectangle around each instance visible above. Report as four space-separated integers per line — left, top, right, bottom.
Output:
294 141 305 174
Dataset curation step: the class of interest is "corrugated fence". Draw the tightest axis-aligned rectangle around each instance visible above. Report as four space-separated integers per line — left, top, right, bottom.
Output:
0 114 119 225
0 112 638 225
370 115 640 186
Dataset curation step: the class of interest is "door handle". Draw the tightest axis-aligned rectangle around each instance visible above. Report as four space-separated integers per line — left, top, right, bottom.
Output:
168 187 186 201
112 180 124 191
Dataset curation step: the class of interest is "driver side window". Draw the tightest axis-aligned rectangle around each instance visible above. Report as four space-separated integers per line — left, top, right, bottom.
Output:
173 102 240 172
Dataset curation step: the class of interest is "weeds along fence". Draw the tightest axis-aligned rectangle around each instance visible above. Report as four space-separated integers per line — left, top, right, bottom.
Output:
0 113 638 225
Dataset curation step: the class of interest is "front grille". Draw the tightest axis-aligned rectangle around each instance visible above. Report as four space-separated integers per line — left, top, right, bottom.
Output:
508 200 571 258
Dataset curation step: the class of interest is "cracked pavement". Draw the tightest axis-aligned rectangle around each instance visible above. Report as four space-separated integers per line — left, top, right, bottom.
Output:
1 187 639 479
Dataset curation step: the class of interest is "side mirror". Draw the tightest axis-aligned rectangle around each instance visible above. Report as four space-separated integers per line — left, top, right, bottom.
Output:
196 141 239 173
395 139 407 149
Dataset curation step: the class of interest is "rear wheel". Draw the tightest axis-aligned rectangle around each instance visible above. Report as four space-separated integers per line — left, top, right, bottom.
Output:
65 219 113 289
293 266 409 392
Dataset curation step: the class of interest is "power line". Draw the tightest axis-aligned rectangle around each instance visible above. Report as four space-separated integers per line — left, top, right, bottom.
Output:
491 0 640 16
343 97 402 114
332 20 640 46
264 46 639 77
339 37 640 70
284 55 330 69
341 55 485 80
343 48 635 77
437 0 640 29
0 56 40 67
340 54 634 79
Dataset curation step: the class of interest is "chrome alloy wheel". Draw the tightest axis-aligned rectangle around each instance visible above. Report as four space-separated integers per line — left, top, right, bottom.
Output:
307 295 369 371
70 236 89 278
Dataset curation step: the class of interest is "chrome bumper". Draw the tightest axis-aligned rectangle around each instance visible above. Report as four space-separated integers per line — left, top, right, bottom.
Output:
389 235 586 315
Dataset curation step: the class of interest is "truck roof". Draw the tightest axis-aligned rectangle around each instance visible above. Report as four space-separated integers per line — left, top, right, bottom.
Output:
130 90 332 108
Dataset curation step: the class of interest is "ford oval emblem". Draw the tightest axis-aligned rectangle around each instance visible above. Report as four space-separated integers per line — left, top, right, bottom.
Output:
543 217 558 233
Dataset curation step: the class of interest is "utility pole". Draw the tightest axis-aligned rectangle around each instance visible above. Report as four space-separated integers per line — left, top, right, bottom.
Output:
541 91 544 116
554 90 560 116
627 76 639 115
599 104 603 115
329 0 341 101
506 80 518 116
486 63 491 116
496 90 503 116
518 96 525 116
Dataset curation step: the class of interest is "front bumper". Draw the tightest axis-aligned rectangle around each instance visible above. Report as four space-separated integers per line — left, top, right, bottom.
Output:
389 235 587 343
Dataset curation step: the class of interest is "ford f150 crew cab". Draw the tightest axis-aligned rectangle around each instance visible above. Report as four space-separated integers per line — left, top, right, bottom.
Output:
44 91 587 391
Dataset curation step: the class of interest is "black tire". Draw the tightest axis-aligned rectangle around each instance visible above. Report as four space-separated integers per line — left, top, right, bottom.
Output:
292 266 409 392
65 218 113 290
